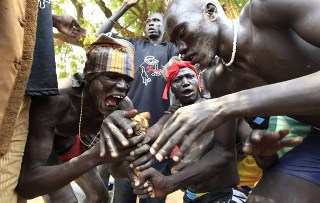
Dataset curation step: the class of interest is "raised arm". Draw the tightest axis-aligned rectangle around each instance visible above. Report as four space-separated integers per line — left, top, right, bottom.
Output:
95 0 139 37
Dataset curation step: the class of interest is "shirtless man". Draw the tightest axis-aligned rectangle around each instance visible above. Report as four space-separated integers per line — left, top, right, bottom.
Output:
16 35 141 202
146 0 320 202
128 57 248 203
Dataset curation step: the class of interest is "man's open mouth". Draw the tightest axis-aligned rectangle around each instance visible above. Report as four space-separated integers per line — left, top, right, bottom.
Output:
105 95 124 107
182 89 193 97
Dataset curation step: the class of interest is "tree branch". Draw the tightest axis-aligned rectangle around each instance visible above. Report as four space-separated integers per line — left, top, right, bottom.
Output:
54 33 84 47
70 0 84 21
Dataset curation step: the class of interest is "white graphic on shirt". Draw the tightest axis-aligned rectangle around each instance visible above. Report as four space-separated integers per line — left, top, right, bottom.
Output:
39 0 51 9
140 56 162 86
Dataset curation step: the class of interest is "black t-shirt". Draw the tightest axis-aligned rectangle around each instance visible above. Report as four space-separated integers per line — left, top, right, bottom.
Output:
126 38 178 125
25 1 58 96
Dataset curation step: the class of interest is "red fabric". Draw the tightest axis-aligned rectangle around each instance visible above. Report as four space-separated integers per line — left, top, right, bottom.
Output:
162 61 201 99
58 134 86 162
170 145 180 158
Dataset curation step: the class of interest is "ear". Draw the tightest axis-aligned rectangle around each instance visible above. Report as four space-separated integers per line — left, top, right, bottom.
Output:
205 3 218 21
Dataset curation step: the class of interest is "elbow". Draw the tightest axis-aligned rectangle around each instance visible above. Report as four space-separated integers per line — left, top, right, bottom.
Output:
16 181 39 199
16 171 46 199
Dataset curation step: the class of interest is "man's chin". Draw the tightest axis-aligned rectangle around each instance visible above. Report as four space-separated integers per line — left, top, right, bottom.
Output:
148 33 160 40
198 57 214 68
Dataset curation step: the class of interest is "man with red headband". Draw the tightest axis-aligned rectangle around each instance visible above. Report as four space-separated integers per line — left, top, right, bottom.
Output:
129 56 248 203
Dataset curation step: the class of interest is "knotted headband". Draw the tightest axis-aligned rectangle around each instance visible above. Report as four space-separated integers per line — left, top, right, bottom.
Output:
162 61 200 100
83 34 135 81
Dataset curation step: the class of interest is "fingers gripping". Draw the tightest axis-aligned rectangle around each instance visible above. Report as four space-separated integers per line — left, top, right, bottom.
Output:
106 121 129 146
150 116 181 155
124 109 139 119
99 127 118 157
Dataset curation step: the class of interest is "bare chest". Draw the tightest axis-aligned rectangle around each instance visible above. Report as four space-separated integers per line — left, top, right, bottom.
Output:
211 29 320 97
54 108 104 137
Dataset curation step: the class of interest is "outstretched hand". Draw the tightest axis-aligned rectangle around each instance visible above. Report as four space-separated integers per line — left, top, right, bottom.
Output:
242 129 303 156
150 100 227 162
99 109 139 157
54 15 86 38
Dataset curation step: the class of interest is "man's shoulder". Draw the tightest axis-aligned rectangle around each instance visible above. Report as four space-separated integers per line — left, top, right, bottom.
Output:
248 0 299 26
57 78 77 104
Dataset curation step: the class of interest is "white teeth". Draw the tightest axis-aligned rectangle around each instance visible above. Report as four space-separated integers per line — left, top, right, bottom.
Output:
112 95 124 99
106 103 109 106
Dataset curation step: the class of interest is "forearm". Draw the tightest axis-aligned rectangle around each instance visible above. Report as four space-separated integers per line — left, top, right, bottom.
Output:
95 3 131 37
168 148 234 193
17 148 101 199
218 71 320 118
52 14 60 29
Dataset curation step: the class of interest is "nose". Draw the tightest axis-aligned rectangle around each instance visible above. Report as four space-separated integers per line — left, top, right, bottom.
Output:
176 41 187 56
115 79 128 90
181 77 191 87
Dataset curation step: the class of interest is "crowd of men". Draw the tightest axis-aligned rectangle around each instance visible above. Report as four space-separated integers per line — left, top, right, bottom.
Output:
1 0 320 203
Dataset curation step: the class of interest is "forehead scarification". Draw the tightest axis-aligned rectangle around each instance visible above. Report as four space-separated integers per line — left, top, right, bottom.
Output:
175 67 197 79
148 12 163 21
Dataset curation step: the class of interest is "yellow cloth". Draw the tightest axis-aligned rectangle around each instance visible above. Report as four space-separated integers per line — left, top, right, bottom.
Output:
0 97 30 203
238 155 262 188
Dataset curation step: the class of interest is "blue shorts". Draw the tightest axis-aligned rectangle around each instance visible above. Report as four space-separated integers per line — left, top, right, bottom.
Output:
271 128 320 186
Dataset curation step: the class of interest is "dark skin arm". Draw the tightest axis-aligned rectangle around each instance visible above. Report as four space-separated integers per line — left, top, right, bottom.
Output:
132 119 237 198
150 71 320 162
16 96 138 199
95 0 139 37
52 14 86 38
151 0 320 162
